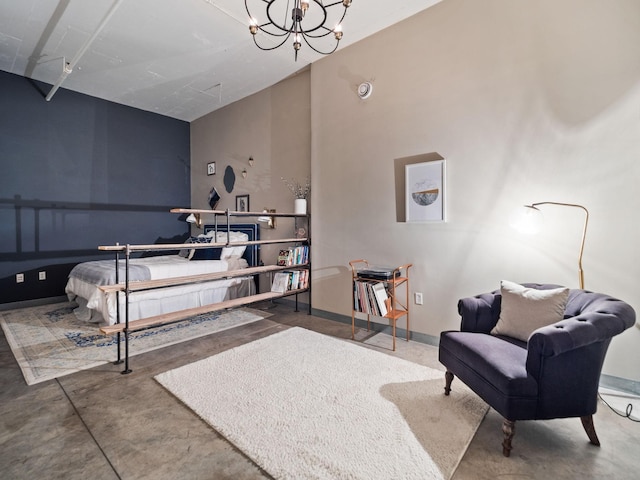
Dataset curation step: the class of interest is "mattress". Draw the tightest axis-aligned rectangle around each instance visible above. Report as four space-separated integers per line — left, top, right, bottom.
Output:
66 256 252 325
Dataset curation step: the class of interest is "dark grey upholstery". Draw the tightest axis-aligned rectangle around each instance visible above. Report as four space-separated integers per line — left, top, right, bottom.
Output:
438 283 636 456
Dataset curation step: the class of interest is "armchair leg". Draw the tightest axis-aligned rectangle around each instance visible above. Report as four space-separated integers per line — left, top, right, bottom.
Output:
444 371 454 395
502 419 515 457
581 415 601 446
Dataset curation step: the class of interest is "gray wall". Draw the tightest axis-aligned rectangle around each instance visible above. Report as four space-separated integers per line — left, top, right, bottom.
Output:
0 71 190 304
161 0 640 383
190 68 311 283
310 0 640 382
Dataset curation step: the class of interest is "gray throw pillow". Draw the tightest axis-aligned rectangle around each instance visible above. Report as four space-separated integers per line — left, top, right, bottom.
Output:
491 280 569 342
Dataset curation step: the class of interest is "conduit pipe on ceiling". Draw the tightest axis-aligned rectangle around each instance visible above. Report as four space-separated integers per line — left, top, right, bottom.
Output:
46 0 124 101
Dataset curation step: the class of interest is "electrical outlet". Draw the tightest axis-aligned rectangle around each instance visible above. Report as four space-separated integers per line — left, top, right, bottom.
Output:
39 271 46 281
16 273 24 283
414 292 423 305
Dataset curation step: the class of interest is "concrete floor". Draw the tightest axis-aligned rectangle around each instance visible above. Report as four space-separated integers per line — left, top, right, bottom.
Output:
1 303 639 479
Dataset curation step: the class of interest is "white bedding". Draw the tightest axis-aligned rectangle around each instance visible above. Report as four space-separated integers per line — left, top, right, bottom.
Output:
122 255 246 279
65 255 253 326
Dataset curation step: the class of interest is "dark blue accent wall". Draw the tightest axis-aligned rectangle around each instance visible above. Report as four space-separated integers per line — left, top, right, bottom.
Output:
0 71 191 304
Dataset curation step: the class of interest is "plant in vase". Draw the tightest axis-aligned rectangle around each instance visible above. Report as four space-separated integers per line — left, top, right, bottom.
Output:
281 177 310 214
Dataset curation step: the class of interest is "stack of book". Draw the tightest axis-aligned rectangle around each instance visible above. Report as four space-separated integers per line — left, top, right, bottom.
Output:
353 279 390 317
277 246 309 266
271 270 310 293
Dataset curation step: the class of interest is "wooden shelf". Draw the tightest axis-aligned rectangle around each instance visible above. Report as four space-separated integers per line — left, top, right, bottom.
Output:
99 207 311 373
385 309 408 321
98 237 307 252
99 263 310 293
170 208 308 218
100 289 308 335
349 260 412 351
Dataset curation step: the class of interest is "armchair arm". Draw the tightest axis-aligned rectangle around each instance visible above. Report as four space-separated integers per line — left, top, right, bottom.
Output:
457 292 501 333
528 302 635 357
526 298 635 376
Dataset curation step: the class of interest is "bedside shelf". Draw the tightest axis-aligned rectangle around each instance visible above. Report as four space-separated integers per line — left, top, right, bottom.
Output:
349 259 412 351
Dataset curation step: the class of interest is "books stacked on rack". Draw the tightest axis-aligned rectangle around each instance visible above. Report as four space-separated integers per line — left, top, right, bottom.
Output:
277 246 309 266
353 279 390 317
271 270 310 293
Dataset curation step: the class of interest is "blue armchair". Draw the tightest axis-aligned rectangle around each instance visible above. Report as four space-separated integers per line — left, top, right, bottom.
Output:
438 284 636 456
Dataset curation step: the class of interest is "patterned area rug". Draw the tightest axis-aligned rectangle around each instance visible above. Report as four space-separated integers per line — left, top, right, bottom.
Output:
0 302 268 385
156 327 489 480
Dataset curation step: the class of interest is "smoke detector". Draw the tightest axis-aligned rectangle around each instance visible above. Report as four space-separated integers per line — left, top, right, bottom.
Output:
357 82 373 99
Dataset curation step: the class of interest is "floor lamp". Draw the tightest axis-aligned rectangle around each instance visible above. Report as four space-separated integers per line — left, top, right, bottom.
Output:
512 201 589 289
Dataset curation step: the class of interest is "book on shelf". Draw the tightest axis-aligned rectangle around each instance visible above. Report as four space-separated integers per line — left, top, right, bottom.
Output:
353 279 390 316
353 279 375 315
278 245 309 267
372 282 389 316
271 272 290 293
272 270 309 293
283 269 309 290
277 249 290 266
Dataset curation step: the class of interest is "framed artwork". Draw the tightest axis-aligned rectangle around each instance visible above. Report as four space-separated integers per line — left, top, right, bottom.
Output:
208 187 220 210
236 194 249 212
207 162 216 175
405 160 446 222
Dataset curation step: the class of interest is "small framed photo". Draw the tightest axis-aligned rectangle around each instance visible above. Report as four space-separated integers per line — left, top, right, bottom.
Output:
405 160 446 222
236 194 249 212
207 162 216 175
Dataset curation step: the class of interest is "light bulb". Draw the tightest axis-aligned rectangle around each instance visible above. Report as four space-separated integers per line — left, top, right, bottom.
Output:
510 205 543 235
249 17 258 35
334 24 343 41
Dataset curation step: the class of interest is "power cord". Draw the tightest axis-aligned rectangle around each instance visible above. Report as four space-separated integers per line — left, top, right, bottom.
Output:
598 390 640 423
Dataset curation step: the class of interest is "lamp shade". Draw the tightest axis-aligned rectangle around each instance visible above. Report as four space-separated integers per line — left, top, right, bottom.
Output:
510 205 543 235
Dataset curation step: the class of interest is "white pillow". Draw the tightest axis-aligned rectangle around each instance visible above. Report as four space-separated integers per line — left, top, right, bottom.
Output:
491 280 569 342
205 231 248 259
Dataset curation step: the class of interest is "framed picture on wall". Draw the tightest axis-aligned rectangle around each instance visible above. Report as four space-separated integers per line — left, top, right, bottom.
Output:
405 160 446 222
236 194 249 212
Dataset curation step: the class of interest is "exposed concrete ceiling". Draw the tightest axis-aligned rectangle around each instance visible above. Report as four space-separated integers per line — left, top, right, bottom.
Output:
0 0 441 122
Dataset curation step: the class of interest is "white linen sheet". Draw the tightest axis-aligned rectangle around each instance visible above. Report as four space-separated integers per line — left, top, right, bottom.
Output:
66 255 252 326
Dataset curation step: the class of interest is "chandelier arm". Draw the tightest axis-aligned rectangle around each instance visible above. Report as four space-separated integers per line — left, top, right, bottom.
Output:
246 1 291 36
301 3 348 36
253 32 293 51
256 23 293 37
301 25 337 39
300 33 339 55
322 1 349 8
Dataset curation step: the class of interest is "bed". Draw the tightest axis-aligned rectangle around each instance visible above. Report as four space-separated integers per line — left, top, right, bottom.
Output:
65 224 260 326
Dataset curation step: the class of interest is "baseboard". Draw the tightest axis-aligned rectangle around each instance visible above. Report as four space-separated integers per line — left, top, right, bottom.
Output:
600 374 640 396
310 307 439 347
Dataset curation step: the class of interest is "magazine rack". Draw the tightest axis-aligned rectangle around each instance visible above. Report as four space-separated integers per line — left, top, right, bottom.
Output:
349 259 412 351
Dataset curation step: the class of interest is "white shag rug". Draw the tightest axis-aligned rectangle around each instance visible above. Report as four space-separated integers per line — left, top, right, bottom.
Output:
155 327 488 480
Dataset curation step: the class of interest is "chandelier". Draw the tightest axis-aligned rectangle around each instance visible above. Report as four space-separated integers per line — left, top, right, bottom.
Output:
245 0 353 61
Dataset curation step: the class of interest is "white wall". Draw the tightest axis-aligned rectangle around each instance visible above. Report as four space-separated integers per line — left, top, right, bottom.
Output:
310 0 640 381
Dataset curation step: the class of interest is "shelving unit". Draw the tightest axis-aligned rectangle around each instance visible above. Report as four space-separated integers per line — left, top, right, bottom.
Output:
349 259 411 351
99 208 310 373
